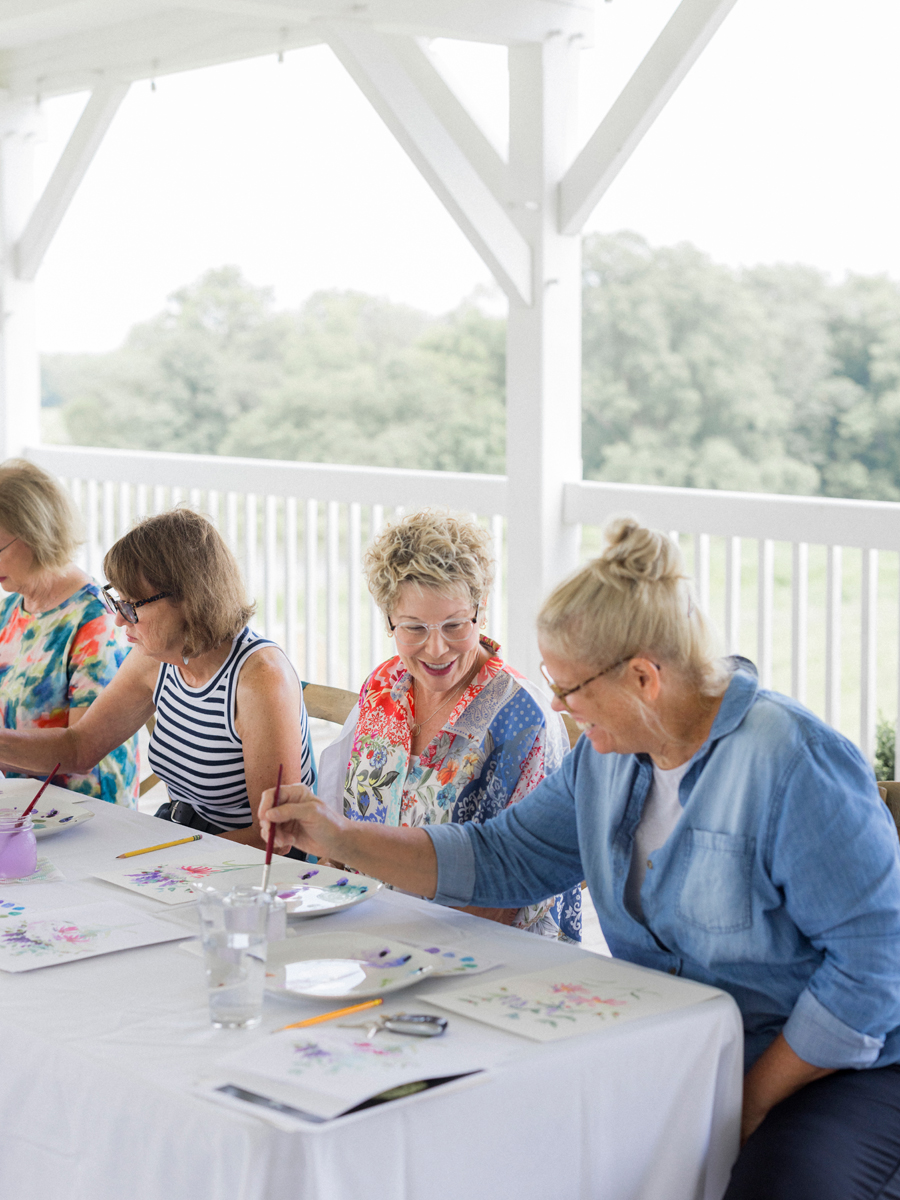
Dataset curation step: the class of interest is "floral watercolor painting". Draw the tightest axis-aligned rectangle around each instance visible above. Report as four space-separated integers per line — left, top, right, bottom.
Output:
0 856 65 884
0 900 188 972
93 858 258 905
429 961 722 1042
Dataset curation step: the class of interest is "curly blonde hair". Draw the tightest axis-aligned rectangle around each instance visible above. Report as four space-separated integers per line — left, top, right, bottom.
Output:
364 509 495 619
0 458 82 570
537 517 728 696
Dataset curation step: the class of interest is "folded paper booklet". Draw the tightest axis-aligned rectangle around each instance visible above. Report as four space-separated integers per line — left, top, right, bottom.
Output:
200 1020 517 1125
0 898 191 972
93 838 264 904
426 957 722 1042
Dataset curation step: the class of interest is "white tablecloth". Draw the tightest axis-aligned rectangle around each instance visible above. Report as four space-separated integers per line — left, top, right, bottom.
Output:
0 799 743 1200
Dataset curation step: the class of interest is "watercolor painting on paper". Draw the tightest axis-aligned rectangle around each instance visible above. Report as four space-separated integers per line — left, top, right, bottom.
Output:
0 899 189 972
93 858 257 904
428 960 721 1042
0 857 65 884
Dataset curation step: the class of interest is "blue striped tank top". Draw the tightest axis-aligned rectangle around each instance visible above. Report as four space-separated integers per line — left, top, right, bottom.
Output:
148 626 313 830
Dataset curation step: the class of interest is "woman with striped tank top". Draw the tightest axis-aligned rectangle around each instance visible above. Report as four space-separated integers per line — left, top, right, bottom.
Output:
0 509 314 848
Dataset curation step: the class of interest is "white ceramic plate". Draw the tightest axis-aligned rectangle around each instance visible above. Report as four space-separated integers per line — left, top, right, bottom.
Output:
265 934 435 999
272 862 382 919
0 780 95 839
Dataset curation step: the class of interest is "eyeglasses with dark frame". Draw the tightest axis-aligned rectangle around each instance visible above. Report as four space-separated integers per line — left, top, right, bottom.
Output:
100 584 173 625
0 536 19 555
540 656 662 705
387 612 479 648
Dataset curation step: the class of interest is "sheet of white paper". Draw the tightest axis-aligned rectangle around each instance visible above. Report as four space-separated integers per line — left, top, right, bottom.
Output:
201 1020 517 1121
426 958 721 1042
93 839 263 904
0 899 191 972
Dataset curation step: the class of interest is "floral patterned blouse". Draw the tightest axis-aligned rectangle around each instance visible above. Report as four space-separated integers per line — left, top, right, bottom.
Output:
335 638 581 940
0 583 139 805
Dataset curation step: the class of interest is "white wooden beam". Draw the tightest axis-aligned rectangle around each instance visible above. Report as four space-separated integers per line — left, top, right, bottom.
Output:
389 37 507 212
558 0 738 235
16 79 129 282
325 21 532 306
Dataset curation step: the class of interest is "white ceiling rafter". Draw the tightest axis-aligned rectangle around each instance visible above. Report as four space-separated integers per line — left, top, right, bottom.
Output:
0 1 593 99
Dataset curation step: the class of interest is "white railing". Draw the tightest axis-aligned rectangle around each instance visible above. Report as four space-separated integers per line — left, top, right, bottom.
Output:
28 444 900 764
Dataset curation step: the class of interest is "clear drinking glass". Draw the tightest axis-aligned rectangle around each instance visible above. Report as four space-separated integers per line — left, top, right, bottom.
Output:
196 884 274 1029
0 817 37 881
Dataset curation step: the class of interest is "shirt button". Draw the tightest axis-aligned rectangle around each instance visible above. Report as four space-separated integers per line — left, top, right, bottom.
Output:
646 859 653 869
669 967 677 975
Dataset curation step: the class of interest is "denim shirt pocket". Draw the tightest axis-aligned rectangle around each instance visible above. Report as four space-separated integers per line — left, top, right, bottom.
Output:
675 829 756 933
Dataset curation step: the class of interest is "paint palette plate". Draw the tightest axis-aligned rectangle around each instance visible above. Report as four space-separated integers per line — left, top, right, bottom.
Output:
0 780 95 839
265 934 435 999
273 862 382 919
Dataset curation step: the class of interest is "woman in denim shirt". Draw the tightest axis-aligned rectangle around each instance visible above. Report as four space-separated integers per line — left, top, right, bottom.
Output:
263 518 900 1200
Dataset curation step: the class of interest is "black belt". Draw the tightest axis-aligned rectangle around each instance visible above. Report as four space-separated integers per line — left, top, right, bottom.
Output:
156 798 308 860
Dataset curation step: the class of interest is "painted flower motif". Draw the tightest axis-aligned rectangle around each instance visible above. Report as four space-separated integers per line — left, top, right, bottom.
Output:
370 748 388 770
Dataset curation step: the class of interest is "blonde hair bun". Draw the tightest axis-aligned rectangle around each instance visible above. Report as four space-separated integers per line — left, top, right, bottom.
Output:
538 515 727 697
600 518 684 589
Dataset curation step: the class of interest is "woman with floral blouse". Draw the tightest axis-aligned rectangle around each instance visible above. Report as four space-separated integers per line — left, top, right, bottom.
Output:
0 459 137 804
318 509 580 940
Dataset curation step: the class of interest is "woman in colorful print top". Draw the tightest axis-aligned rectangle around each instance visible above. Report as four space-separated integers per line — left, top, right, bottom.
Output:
0 460 137 804
319 510 580 940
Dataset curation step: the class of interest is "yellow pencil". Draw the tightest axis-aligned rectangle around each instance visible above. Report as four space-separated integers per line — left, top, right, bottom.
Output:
116 834 203 859
274 998 384 1033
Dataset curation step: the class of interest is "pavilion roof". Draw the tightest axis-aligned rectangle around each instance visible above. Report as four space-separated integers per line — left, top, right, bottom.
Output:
0 0 594 99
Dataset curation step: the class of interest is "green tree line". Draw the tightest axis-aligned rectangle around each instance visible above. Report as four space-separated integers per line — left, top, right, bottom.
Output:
42 231 900 499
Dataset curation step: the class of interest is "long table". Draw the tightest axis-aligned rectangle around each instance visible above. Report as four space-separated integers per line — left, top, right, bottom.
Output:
0 798 743 1200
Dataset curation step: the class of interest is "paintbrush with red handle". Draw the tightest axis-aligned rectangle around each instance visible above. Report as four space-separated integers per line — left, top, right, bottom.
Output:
259 763 283 893
18 763 61 824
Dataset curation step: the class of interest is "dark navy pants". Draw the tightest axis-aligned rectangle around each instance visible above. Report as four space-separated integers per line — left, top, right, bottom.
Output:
725 1065 900 1200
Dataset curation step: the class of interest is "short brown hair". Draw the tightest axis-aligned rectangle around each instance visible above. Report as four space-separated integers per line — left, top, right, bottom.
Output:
0 458 82 570
104 509 254 657
364 509 495 619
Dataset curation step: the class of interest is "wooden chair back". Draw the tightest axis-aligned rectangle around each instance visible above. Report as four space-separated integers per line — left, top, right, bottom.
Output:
302 683 358 727
561 713 582 750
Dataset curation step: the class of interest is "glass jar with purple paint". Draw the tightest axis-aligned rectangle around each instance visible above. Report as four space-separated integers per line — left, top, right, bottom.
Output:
0 817 37 880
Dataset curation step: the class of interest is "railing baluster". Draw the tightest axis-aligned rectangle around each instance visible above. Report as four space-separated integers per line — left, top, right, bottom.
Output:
490 514 504 643
86 479 100 579
189 487 201 510
369 504 384 674
153 484 165 514
725 536 741 655
326 501 340 687
791 542 808 703
825 545 843 728
305 500 318 682
101 480 114 558
117 482 130 538
225 492 238 556
348 502 361 691
695 533 710 613
264 495 277 640
135 484 148 522
245 493 258 604
284 497 298 670
207 489 219 528
757 539 774 688
860 548 878 762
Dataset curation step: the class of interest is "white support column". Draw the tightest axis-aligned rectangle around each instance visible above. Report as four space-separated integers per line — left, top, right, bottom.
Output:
505 37 582 679
0 97 41 460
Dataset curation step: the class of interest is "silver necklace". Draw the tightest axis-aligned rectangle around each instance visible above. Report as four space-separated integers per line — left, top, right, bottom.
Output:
410 665 480 737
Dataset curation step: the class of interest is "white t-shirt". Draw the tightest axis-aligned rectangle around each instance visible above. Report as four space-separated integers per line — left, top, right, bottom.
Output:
625 758 692 919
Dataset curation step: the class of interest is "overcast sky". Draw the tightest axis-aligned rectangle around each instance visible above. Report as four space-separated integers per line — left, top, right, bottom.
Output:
33 0 900 354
